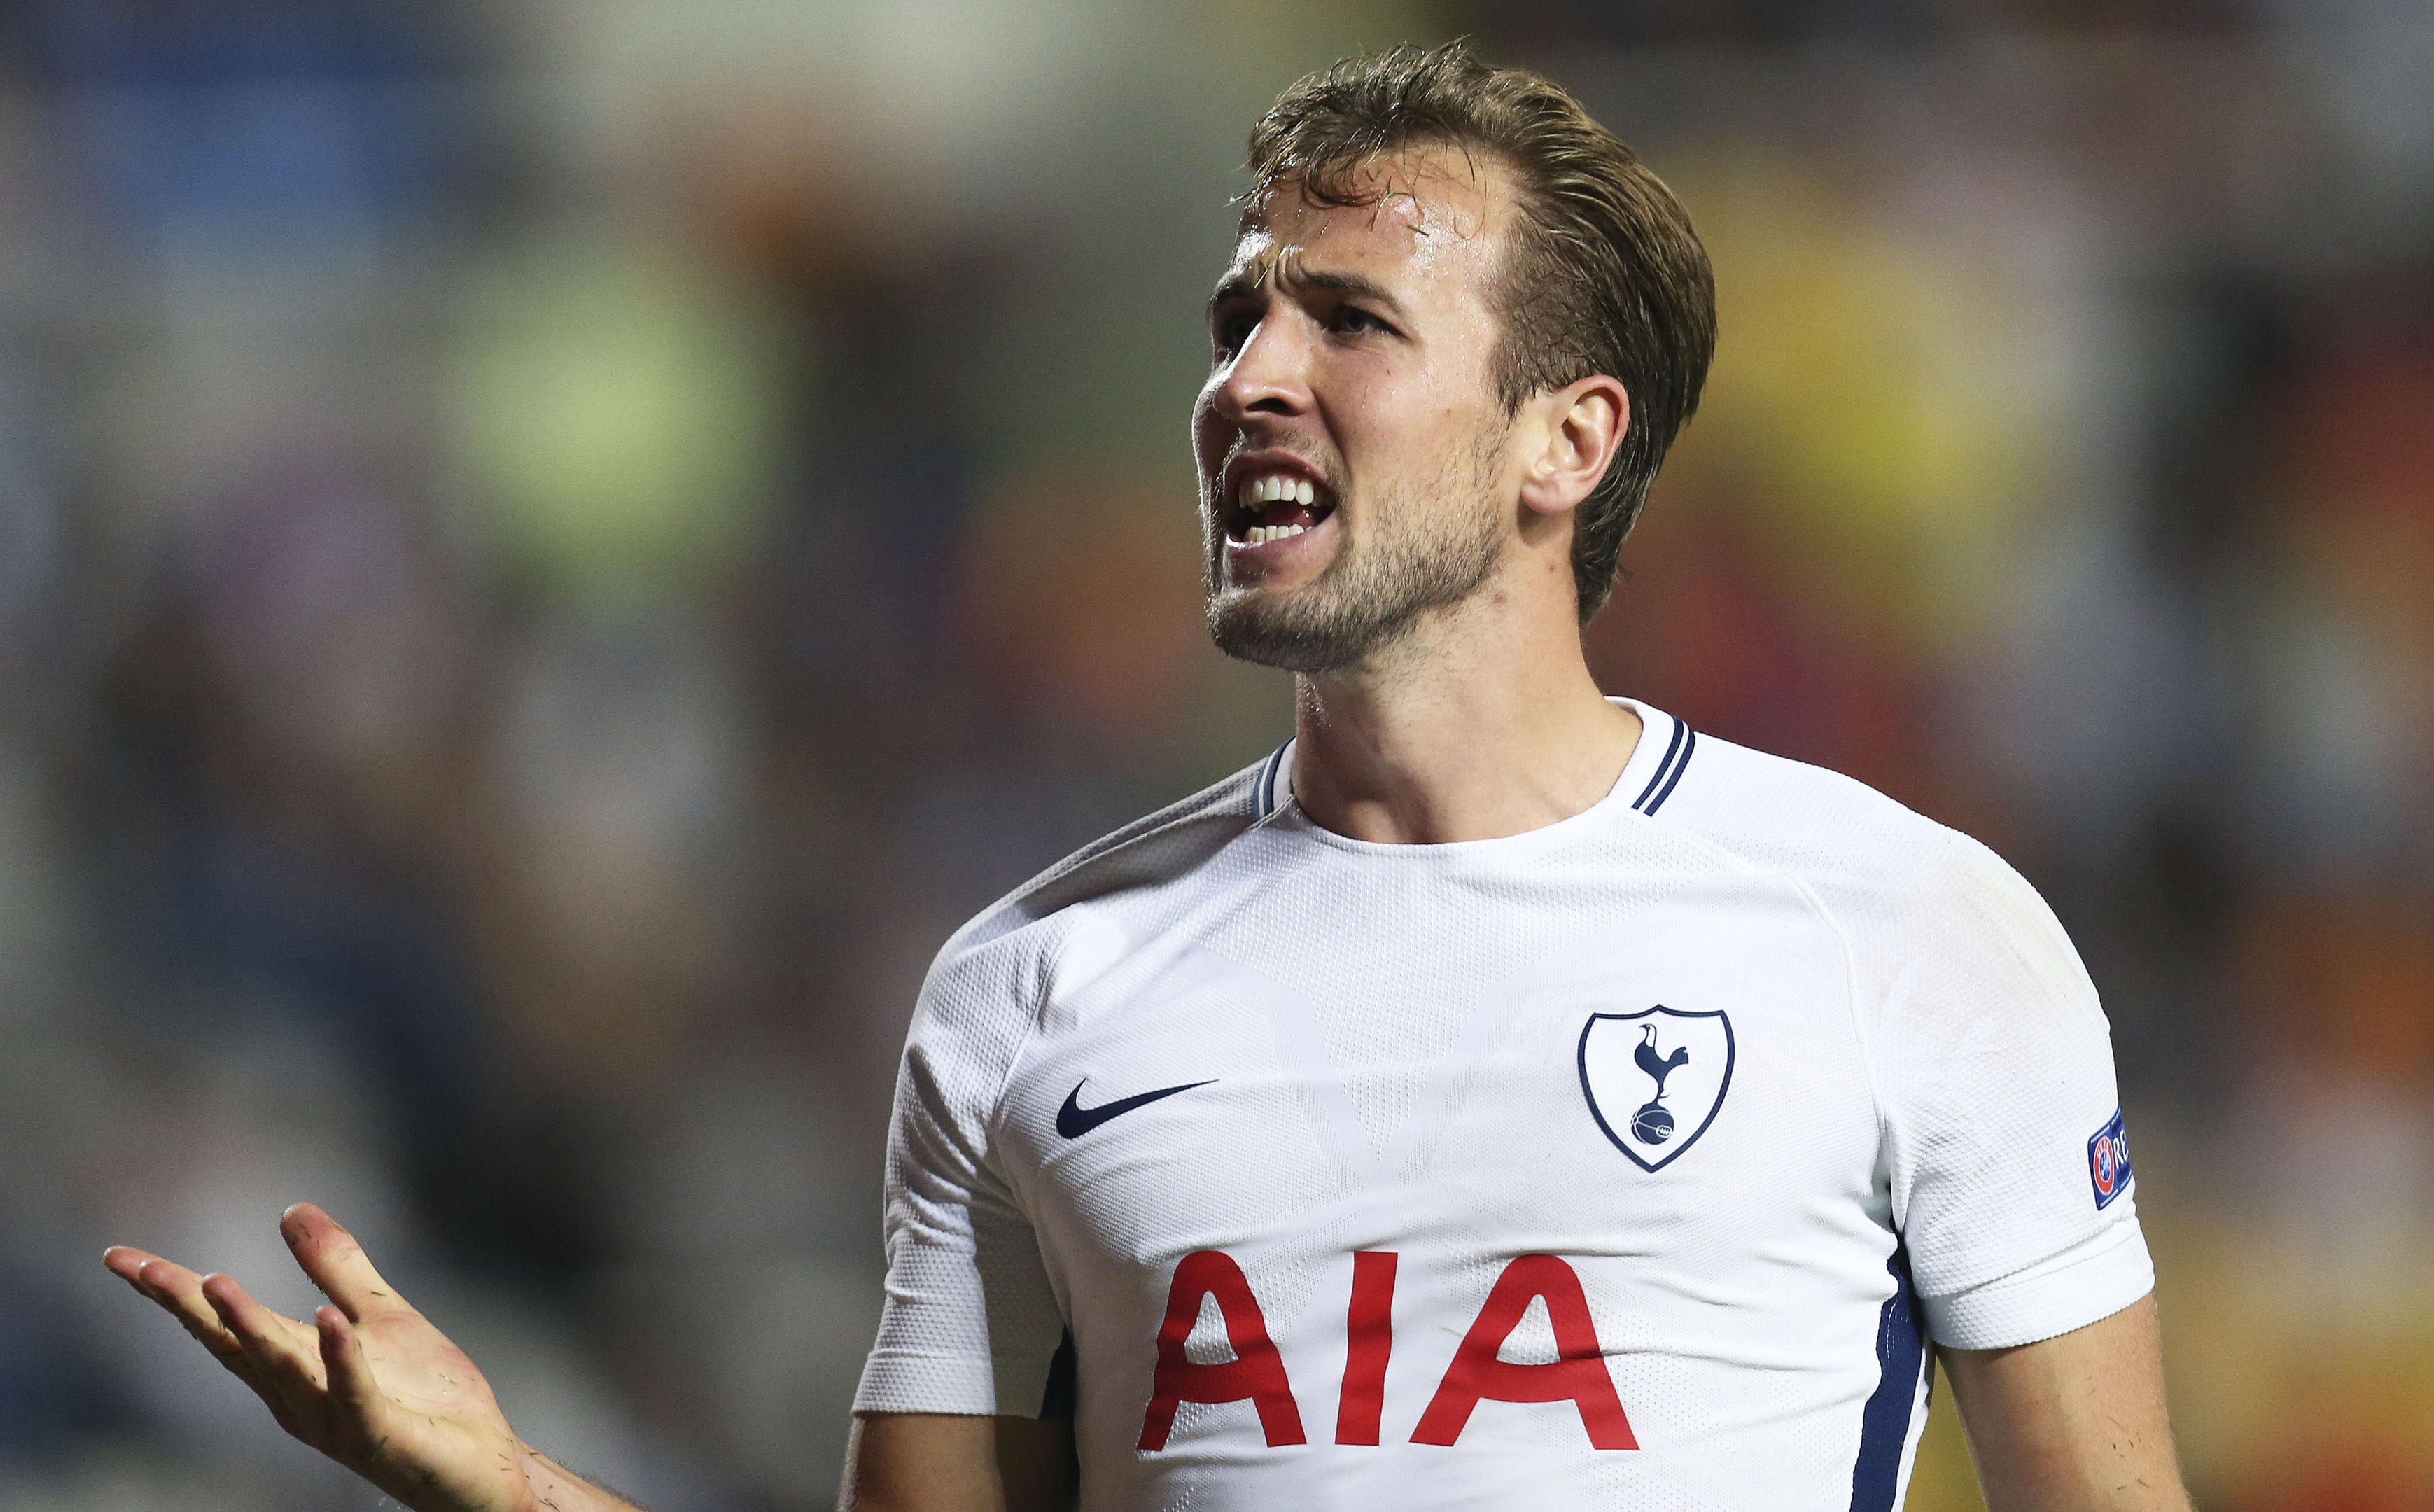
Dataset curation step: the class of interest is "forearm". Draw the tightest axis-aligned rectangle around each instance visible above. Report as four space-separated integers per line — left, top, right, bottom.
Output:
841 1412 1077 1512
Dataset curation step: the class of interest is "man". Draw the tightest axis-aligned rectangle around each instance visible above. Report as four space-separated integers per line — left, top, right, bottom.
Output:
102 42 2190 1512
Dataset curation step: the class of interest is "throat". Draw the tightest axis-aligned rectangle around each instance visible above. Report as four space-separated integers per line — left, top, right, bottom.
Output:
1291 689 1645 845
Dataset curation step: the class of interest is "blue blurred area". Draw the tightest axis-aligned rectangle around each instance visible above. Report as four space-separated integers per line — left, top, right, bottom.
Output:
1 2 2433 1508
18 0 472 244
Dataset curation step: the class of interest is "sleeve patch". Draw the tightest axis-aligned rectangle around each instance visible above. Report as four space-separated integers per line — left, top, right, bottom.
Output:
2087 1109 2132 1210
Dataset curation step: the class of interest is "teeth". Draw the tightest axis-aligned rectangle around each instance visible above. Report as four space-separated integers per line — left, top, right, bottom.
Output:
1237 471 1322 509
1241 523 1310 545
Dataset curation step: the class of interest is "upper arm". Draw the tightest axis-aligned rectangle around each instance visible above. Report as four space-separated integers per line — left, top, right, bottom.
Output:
1938 1296 2190 1512
841 1413 1078 1512
856 936 1068 1420
1869 832 2154 1348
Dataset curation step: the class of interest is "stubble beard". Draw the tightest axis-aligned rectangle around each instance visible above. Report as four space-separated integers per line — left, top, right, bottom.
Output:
1203 436 1509 676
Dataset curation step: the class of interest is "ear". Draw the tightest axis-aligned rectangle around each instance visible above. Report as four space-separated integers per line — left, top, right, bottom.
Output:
1516 375 1629 520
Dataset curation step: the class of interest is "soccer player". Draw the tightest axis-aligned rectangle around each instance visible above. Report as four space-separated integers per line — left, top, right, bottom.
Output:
101 42 2190 1512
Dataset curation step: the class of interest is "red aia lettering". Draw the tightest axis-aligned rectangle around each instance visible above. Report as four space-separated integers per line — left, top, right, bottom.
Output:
1138 1250 1308 1450
1411 1254 1637 1450
1334 1250 1398 1445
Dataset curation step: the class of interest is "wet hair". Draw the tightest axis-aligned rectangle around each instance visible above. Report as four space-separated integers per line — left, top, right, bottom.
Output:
1244 41 1716 622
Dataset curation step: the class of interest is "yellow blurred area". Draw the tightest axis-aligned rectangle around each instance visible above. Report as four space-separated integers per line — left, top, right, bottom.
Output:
1904 1370 1985 1512
449 241 788 598
1674 158 2064 658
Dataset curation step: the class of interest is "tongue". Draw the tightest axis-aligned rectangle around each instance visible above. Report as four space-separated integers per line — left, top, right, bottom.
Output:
1265 500 1320 529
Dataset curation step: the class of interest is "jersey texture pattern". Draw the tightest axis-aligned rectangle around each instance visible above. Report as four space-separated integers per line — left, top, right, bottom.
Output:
855 701 2153 1511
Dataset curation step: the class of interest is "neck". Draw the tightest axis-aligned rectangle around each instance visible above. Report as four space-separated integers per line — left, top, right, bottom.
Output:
1287 583 1641 845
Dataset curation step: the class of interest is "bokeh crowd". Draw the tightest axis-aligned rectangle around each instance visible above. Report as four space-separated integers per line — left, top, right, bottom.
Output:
1 3 2431 1508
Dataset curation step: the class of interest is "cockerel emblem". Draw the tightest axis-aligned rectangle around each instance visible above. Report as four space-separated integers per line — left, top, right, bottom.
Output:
1578 1005 1735 1172
1630 1025 1692 1144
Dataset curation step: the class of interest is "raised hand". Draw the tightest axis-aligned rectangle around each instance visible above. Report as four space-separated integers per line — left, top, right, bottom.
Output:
102 1203 541 1512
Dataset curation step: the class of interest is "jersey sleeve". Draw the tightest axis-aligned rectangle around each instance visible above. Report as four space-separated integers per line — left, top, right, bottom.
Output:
1863 830 2155 1350
854 927 1069 1416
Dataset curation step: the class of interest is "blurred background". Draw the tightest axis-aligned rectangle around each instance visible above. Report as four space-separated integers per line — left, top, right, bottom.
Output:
0 1 2430 1508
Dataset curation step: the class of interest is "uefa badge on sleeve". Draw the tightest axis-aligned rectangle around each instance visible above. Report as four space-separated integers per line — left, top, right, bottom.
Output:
2087 1109 2132 1210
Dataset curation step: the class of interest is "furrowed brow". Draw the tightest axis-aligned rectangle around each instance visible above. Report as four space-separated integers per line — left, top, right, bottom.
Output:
1273 265 1405 316
1208 259 1407 321
1208 272 1263 318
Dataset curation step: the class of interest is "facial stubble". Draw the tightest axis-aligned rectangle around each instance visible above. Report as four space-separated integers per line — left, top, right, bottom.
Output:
1203 434 1510 675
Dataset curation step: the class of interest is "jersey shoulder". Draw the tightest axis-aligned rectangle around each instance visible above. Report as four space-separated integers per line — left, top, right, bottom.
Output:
953 746 1278 958
909 748 1281 1044
1651 727 2096 1026
1652 729 1978 887
895 750 1282 1132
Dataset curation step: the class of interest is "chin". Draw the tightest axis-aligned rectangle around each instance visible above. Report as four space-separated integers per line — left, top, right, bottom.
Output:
1205 587 1381 675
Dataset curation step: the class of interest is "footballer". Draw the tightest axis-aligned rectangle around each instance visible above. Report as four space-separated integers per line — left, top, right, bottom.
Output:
104 42 2190 1512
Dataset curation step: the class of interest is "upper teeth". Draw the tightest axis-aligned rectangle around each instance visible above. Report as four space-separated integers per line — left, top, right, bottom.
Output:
1240 473 1317 507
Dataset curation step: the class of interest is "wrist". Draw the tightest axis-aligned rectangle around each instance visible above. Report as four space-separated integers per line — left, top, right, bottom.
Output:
513 1438 638 1512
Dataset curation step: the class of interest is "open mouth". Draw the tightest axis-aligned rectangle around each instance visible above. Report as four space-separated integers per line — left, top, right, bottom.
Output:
1224 468 1338 545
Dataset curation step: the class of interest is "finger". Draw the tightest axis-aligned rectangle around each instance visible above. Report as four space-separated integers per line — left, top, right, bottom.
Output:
201 1273 327 1388
120 1255 246 1359
105 1247 193 1307
281 1204 409 1322
316 1305 391 1448
202 1272 334 1442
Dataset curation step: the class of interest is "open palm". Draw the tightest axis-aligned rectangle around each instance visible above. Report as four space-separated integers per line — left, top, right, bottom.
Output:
104 1203 535 1512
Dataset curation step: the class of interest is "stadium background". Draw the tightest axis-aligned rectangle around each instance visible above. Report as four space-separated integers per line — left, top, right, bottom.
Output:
1 1 2430 1508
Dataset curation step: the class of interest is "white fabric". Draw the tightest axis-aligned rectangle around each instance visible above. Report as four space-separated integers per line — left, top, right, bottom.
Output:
856 701 2152 1511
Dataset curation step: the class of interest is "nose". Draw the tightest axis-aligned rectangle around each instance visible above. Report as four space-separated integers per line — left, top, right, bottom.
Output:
1209 310 1313 426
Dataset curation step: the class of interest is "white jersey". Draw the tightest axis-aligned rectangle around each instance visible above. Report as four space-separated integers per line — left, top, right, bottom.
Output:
855 701 2152 1512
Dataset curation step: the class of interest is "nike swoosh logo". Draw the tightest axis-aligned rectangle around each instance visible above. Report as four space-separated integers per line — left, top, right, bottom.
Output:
1056 1078 1215 1138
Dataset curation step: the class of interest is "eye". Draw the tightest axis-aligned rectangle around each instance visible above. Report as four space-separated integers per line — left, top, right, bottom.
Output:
1212 310 1259 357
1329 304 1394 337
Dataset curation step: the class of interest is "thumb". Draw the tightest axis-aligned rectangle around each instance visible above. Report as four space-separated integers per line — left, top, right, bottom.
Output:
284 1204 407 1321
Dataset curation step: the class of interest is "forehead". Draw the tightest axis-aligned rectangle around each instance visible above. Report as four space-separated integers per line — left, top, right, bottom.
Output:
1227 147 1520 296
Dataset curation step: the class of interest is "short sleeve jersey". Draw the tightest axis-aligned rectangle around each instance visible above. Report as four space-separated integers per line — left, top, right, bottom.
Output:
855 701 2153 1512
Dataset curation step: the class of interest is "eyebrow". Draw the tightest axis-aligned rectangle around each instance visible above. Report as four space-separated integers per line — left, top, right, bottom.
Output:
1207 262 1408 321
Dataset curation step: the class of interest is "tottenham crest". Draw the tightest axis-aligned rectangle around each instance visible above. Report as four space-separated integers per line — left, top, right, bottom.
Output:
1578 1006 1735 1172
